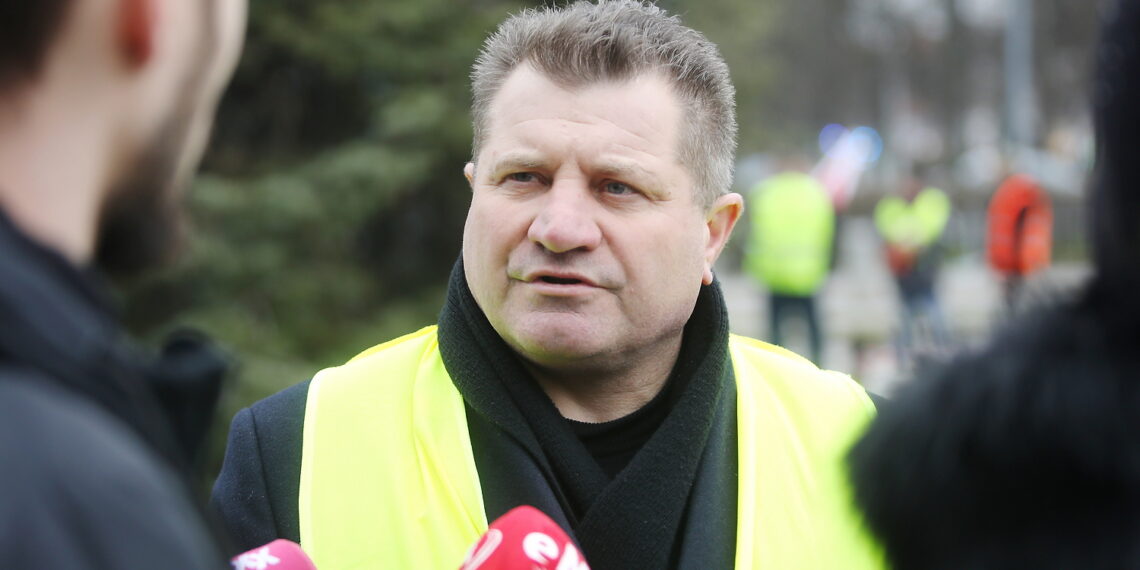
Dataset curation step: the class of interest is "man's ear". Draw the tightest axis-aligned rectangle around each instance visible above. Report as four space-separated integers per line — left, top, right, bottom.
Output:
118 0 157 68
464 162 475 187
702 192 744 285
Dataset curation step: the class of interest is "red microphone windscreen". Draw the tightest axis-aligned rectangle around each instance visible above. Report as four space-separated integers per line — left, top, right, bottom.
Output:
231 539 318 570
459 506 590 570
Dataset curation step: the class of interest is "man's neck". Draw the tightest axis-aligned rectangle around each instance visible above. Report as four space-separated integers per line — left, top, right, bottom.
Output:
0 93 113 266
524 335 684 423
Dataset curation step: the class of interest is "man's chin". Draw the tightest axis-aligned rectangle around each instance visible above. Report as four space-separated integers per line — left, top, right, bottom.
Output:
95 80 201 278
94 193 186 277
507 328 610 368
95 121 192 278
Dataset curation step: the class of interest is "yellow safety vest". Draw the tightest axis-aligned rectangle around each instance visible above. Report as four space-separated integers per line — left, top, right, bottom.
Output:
745 172 836 296
874 187 952 250
299 326 883 569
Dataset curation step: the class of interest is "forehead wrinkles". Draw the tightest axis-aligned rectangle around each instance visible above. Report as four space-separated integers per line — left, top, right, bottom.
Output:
485 146 666 187
486 69 681 152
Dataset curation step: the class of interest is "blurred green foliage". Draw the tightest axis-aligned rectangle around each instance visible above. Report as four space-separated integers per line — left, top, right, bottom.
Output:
120 0 787 484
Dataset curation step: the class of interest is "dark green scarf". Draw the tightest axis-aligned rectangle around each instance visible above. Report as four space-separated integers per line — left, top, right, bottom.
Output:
438 260 736 569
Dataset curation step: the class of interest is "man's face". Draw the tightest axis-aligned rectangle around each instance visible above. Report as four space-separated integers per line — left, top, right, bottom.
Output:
463 65 738 372
96 0 247 274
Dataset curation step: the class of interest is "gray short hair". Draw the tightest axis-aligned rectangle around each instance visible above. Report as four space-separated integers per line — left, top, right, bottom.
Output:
470 0 737 209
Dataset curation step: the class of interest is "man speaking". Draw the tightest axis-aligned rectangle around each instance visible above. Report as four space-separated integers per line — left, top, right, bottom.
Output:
212 1 880 568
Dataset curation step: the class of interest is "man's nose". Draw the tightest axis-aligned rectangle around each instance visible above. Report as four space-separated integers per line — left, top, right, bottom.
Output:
527 182 603 253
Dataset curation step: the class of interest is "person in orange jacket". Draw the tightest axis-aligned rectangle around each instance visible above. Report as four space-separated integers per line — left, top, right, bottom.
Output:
986 173 1053 309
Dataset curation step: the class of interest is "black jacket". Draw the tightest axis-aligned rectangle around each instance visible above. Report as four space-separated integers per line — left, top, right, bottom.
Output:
0 209 228 568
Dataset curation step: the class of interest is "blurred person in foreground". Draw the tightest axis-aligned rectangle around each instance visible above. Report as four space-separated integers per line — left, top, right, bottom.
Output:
211 1 882 568
0 0 246 567
744 164 835 365
873 178 952 363
849 1 1140 567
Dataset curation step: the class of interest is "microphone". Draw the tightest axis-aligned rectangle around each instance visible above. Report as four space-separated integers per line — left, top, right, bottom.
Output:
231 539 318 570
459 506 590 570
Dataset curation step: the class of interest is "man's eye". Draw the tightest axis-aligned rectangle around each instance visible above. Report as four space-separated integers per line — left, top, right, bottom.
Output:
505 172 537 183
603 181 636 195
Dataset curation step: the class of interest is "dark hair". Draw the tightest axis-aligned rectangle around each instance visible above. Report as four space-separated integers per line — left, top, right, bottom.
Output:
849 298 1140 570
0 1 74 90
1089 0 1140 302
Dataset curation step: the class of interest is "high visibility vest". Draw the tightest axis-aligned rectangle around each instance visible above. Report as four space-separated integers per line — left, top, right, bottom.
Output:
299 326 883 569
874 187 951 251
744 172 836 296
875 187 952 275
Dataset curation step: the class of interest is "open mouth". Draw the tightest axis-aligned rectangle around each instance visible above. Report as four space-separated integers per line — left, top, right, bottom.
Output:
539 276 583 285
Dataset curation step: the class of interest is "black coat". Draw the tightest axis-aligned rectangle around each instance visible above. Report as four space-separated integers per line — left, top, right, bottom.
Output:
0 210 228 568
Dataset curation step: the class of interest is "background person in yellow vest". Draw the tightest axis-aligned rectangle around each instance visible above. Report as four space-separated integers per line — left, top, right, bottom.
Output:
873 177 952 365
745 167 835 365
211 2 882 568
